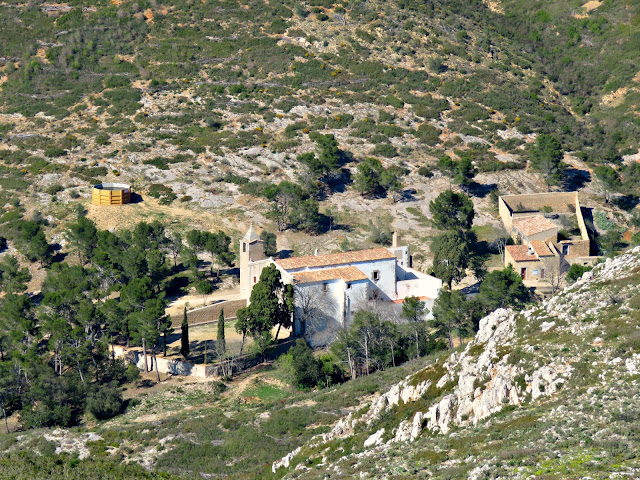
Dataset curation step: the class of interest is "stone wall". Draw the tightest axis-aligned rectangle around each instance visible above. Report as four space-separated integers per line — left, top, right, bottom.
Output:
112 343 281 378
501 191 579 214
170 299 247 328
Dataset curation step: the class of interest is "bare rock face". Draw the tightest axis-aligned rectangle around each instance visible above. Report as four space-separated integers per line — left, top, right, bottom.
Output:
530 364 571 401
364 428 385 447
364 378 432 426
321 414 357 443
272 248 640 474
626 354 640 375
272 446 302 473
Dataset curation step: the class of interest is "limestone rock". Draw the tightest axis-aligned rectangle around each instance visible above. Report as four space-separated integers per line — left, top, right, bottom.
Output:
272 446 302 473
364 428 385 447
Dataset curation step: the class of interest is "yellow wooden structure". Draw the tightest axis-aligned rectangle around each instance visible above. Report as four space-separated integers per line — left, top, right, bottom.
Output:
92 183 132 206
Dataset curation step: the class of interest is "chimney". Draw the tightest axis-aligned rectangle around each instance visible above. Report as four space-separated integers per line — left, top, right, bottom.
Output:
392 231 399 248
314 248 319 256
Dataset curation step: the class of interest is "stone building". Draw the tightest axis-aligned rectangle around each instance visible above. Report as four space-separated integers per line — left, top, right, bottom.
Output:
499 191 598 283
239 227 442 346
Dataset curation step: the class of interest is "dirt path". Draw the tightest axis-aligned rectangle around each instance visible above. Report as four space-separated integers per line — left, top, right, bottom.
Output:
223 367 288 400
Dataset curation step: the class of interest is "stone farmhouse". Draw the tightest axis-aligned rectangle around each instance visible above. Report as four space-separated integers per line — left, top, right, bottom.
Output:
239 226 442 346
498 191 598 284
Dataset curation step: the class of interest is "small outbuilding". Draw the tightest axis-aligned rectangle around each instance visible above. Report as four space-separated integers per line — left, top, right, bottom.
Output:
92 183 132 206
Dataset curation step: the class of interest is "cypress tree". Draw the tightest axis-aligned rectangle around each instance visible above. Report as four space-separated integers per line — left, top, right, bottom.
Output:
180 306 190 359
217 309 226 359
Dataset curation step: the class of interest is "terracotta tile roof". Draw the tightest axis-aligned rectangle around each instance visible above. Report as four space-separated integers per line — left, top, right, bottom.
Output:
530 240 554 257
506 244 539 262
293 266 368 284
512 215 558 237
276 247 395 270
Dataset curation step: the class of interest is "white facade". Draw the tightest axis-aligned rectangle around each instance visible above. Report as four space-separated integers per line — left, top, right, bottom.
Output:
239 228 442 346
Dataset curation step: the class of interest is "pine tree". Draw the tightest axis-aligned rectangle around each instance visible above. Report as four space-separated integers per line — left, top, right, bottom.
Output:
402 296 427 360
216 309 226 359
180 306 190 359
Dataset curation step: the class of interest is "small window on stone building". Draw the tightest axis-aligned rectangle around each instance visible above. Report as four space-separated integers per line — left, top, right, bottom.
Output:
346 283 351 289
372 270 380 282
253 276 256 284
243 242 246 253
323 282 328 292
562 244 569 255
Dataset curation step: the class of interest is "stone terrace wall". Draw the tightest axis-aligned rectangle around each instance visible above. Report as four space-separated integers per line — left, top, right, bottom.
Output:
170 299 247 328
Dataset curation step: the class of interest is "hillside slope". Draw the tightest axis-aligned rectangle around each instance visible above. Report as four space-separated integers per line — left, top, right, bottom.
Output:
274 246 640 478
1 1 638 279
0 250 638 479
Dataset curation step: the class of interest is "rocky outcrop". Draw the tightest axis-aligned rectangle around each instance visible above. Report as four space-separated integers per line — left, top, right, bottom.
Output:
273 247 640 474
363 377 433 425
272 447 302 473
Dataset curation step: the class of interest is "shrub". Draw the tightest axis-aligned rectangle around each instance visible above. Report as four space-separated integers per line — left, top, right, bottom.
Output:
417 165 434 178
291 339 321 388
566 264 592 283
372 144 398 158
86 384 124 420
148 184 177 204
46 184 64 195
381 95 404 109
44 146 66 158
95 133 110 146
416 124 441 145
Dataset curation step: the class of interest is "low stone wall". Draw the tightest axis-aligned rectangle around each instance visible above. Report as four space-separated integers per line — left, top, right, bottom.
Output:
112 345 217 378
111 339 296 378
170 299 247 328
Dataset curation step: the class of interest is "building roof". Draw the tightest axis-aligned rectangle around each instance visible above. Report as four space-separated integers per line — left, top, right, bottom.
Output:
293 266 368 284
506 244 539 262
512 215 558 237
276 247 395 270
530 240 554 257
243 224 260 243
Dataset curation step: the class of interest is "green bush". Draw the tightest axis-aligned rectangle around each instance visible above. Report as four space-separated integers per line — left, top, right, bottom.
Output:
416 124 441 145
566 264 592 283
86 384 124 420
44 146 66 158
417 165 434 177
148 184 177 205
46 184 64 195
372 144 398 158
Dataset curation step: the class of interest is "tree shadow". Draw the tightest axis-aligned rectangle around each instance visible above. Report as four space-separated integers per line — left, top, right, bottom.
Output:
49 247 67 264
170 262 190 275
129 192 144 204
186 339 219 364
580 207 599 255
276 249 294 259
165 275 190 297
398 188 417 202
164 331 182 345
318 167 353 197
468 181 497 199
562 167 591 191
612 194 639 212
